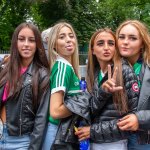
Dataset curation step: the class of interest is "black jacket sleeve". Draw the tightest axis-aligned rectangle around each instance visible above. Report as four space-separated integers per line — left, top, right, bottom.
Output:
90 119 129 142
134 65 150 130
29 68 50 150
64 91 91 121
90 87 112 116
135 110 150 130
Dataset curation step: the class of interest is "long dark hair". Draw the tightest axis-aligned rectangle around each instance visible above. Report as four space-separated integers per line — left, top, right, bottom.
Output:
0 23 49 109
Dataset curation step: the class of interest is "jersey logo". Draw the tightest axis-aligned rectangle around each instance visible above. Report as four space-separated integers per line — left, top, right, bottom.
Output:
132 83 139 92
74 82 79 86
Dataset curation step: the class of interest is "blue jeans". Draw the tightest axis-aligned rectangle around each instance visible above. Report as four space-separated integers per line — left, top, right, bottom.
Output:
42 122 58 150
0 124 30 150
91 140 127 150
128 134 150 150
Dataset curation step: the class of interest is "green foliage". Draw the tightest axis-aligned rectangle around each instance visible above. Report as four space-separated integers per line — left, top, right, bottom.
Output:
0 0 32 51
31 0 69 28
1 0 150 52
30 0 150 51
31 0 99 49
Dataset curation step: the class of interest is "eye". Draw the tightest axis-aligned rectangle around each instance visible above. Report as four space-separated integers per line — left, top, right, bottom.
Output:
97 41 104 46
129 37 137 41
118 35 125 40
69 34 74 39
29 38 35 42
18 38 25 42
108 41 115 46
59 35 65 39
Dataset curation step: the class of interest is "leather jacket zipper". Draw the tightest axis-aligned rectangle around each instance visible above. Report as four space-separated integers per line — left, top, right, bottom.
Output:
19 118 22 136
20 91 26 136
26 105 35 116
147 130 150 144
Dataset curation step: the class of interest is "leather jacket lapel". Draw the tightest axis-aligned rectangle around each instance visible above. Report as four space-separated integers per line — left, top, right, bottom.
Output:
138 65 150 109
7 63 34 98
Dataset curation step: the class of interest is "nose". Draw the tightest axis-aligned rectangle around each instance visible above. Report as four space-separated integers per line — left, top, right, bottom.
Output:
123 37 129 44
104 43 109 50
24 38 29 46
66 36 71 42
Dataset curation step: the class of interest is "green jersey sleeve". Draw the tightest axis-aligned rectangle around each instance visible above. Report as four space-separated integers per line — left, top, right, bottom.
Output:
50 61 72 94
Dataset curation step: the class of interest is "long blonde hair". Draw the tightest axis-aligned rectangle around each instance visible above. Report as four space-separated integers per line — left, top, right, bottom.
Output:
87 28 128 113
116 20 150 66
48 21 79 77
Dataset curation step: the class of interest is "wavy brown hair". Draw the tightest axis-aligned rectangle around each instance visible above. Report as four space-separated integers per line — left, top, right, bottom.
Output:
0 23 49 109
116 20 150 66
87 28 128 113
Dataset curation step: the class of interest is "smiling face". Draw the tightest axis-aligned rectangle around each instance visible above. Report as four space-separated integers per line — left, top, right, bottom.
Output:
117 24 143 64
56 26 76 62
93 31 115 64
17 27 36 65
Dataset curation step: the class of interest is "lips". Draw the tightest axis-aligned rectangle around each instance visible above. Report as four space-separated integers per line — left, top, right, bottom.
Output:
22 49 31 54
103 52 110 56
121 47 129 51
22 49 30 51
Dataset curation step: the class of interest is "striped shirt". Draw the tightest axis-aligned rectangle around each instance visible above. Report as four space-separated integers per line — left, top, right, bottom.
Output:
49 56 80 124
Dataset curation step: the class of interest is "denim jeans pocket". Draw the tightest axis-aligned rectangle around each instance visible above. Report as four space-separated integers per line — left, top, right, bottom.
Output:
0 118 3 139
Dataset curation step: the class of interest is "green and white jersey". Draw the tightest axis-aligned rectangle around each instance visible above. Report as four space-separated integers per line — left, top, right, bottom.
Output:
50 56 80 96
49 56 80 124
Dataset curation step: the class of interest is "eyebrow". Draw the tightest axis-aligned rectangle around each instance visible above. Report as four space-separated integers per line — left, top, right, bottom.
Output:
18 35 35 38
59 32 73 36
108 40 115 42
119 34 138 37
97 40 115 42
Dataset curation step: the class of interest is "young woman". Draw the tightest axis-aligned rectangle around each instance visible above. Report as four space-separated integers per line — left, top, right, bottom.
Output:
75 28 139 150
43 22 90 150
116 20 150 150
0 23 50 149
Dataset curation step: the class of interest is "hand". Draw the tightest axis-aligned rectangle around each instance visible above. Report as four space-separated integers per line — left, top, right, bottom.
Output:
102 65 123 93
74 126 90 141
117 114 139 131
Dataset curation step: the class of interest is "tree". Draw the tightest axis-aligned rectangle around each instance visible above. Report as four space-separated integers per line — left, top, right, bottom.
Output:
1 0 150 52
31 0 100 48
30 0 150 49
0 0 32 51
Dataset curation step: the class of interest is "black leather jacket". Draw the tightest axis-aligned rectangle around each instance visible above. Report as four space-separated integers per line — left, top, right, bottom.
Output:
134 64 150 144
90 59 139 143
51 92 91 150
0 63 50 150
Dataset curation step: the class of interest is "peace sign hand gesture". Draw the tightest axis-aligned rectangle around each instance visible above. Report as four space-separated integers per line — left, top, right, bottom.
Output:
101 65 123 93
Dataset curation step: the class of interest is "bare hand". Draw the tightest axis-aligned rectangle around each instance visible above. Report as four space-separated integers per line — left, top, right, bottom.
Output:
74 126 90 141
102 65 123 93
117 114 139 131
